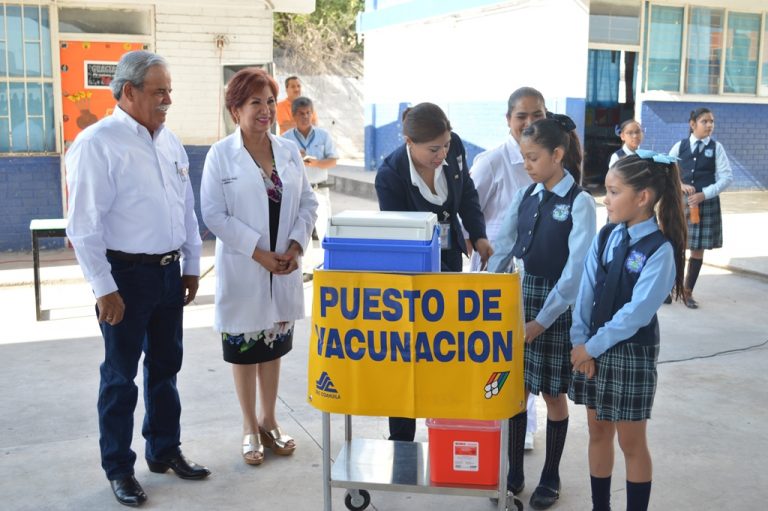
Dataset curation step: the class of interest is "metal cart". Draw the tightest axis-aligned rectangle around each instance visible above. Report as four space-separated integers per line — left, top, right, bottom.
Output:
320 412 523 511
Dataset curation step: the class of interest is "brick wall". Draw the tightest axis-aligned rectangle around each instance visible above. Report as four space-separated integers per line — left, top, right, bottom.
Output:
156 3 273 145
0 156 63 251
641 101 768 190
0 147 213 252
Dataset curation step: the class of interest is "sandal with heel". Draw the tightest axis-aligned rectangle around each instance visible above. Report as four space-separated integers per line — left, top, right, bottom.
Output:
259 426 296 456
242 434 264 465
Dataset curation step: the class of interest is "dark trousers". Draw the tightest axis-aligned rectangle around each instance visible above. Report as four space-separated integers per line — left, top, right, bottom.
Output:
98 257 184 480
388 417 416 441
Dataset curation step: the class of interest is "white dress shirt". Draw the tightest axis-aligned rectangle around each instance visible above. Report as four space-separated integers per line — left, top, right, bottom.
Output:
488 171 597 328
669 134 733 199
406 145 448 205
468 135 533 271
66 105 202 298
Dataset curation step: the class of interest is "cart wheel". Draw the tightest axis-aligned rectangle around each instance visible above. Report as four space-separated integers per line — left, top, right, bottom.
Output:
507 495 524 511
344 489 371 511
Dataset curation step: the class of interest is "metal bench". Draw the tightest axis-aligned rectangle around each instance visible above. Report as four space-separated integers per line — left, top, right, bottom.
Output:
29 219 68 321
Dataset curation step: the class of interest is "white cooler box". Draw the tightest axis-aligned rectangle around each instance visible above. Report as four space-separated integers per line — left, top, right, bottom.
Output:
322 211 440 272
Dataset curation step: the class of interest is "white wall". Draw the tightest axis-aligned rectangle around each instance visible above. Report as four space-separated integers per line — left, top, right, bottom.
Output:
363 0 589 110
155 2 274 145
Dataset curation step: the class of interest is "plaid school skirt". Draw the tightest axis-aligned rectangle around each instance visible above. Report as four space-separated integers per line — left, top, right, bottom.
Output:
568 342 660 421
686 196 723 250
522 274 573 397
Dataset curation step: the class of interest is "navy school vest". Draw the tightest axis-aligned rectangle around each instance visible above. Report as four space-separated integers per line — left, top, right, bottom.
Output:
590 223 668 346
613 148 626 160
678 138 716 192
512 182 583 281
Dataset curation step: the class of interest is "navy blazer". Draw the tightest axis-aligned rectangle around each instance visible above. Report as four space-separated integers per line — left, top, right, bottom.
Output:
375 132 487 271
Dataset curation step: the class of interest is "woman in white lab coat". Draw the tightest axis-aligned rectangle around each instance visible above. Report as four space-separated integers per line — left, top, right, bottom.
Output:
201 68 318 466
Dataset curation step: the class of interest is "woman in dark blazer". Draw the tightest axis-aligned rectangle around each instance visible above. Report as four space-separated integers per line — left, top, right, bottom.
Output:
375 102 492 273
374 102 493 442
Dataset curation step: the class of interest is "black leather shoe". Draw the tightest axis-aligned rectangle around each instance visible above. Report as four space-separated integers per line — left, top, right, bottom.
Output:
110 476 147 507
530 483 560 510
146 452 211 480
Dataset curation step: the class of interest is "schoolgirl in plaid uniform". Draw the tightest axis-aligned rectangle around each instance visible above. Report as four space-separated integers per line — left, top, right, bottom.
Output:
668 108 732 308
570 152 687 511
489 114 596 510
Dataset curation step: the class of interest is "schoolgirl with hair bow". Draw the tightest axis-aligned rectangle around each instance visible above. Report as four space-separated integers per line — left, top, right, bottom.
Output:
569 151 687 511
489 114 597 510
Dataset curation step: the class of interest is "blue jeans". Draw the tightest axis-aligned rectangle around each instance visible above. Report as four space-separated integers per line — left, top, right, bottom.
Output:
98 257 184 480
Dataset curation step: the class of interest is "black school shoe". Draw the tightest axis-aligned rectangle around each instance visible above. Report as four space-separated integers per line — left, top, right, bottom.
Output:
489 476 524 505
529 482 560 510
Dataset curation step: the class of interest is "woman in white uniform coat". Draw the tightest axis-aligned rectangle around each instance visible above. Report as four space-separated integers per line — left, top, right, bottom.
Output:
201 68 318 465
469 87 547 451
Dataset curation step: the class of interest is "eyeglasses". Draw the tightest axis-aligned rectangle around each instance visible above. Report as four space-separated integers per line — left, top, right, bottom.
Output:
624 130 643 136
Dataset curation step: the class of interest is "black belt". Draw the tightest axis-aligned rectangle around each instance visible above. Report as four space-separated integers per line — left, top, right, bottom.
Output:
106 249 181 266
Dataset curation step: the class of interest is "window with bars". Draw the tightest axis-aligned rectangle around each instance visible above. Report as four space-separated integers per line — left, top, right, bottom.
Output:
645 4 768 97
0 3 54 153
646 5 684 92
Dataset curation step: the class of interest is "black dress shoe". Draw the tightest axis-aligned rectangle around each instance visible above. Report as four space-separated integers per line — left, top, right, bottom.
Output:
146 452 211 480
110 476 147 507
529 483 560 510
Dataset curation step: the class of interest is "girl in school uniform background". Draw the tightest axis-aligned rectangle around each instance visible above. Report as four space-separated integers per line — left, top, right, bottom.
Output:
569 152 687 511
468 86 547 451
668 108 733 308
489 114 596 510
608 120 644 168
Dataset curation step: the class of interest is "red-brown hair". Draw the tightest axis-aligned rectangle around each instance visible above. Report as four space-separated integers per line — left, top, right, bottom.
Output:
225 67 279 122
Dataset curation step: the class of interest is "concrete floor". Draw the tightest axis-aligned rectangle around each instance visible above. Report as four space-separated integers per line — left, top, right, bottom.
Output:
1 189 766 510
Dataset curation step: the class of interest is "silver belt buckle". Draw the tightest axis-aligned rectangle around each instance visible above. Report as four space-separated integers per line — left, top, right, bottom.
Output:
160 253 174 266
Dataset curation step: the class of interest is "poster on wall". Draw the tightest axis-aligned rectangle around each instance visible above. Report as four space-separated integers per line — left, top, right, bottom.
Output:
60 41 147 145
84 61 118 89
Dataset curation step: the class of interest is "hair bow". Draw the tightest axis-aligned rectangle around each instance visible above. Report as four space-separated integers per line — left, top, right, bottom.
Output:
546 112 576 132
635 149 679 165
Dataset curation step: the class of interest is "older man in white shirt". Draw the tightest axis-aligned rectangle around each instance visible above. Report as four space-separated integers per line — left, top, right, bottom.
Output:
66 50 209 508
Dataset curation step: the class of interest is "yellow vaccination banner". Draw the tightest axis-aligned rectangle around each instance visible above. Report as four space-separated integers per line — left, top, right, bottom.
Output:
307 270 526 420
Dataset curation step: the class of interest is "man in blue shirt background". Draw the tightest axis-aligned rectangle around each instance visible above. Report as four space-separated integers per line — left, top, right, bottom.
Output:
282 97 338 279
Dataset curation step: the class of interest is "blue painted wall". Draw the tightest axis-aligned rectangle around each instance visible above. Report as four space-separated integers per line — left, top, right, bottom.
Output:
642 101 768 190
0 156 63 251
0 145 214 252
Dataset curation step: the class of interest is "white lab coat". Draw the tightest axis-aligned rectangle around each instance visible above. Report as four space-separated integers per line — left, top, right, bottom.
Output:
201 128 319 333
468 135 533 271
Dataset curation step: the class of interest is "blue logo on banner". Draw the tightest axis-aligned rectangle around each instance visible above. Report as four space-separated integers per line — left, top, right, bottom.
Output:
316 371 338 394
